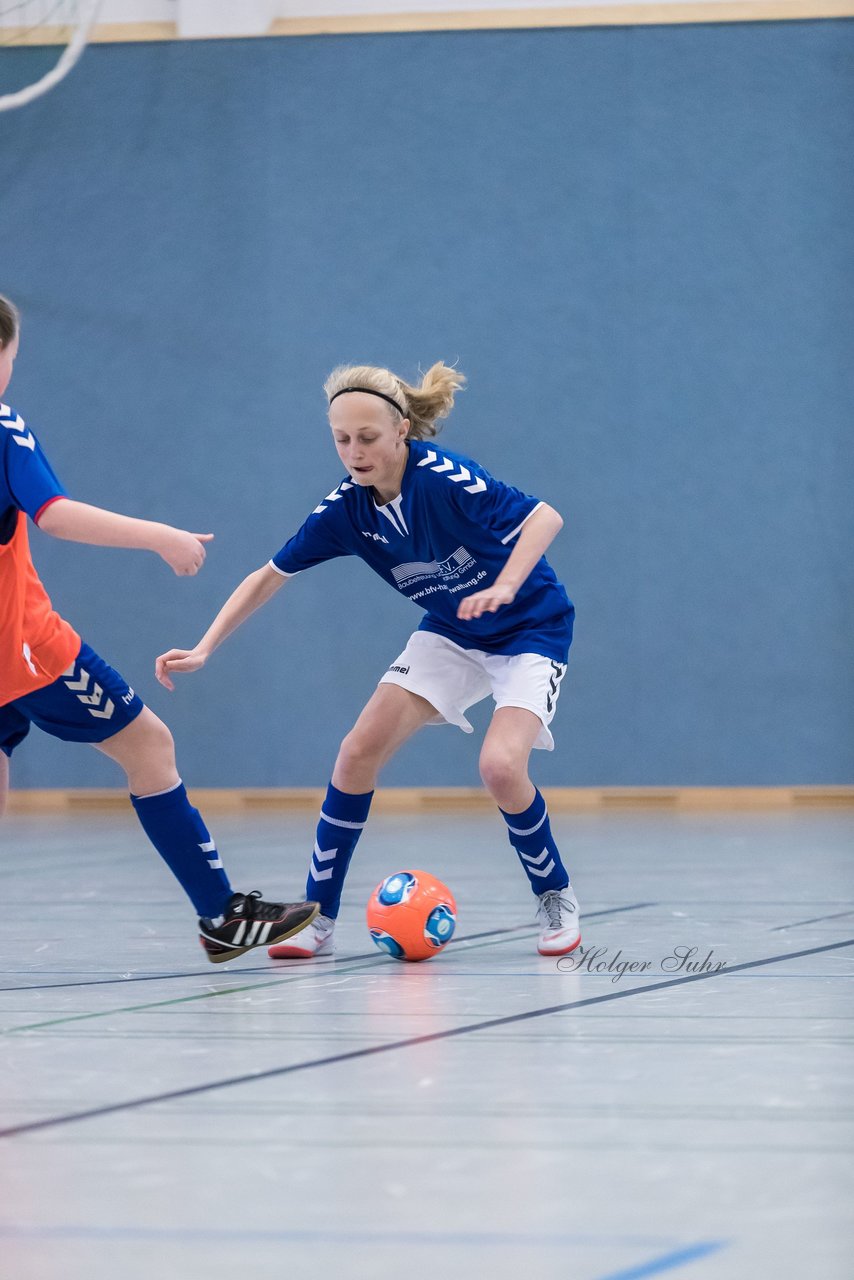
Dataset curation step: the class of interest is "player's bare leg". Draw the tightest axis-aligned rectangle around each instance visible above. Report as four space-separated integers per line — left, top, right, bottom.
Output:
95 706 316 961
270 684 438 959
478 705 542 812
333 683 440 792
92 705 179 794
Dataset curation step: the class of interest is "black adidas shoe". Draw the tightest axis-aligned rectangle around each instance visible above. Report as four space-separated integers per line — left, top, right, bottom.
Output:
199 892 320 964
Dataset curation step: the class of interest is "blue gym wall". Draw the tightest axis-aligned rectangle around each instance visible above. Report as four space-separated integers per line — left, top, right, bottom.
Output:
1 22 852 788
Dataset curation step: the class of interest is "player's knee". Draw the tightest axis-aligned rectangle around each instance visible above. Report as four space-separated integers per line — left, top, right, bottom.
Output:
335 729 382 785
135 710 176 766
479 745 525 798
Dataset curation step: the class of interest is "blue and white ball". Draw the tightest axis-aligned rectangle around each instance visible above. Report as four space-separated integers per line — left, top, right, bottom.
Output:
366 870 458 962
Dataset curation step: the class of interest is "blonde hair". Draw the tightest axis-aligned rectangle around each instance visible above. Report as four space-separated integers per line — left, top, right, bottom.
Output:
324 362 465 440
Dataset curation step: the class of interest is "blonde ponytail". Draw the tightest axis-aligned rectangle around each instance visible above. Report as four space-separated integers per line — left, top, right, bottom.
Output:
324 362 465 440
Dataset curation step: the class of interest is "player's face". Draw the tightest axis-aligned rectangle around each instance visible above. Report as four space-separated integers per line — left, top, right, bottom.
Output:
0 332 19 397
329 393 408 493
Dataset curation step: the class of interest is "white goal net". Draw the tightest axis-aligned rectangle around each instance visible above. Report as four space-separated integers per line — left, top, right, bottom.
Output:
0 0 102 110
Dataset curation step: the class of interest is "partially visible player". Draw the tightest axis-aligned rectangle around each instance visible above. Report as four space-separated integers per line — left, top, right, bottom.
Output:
0 294 317 962
157 361 580 958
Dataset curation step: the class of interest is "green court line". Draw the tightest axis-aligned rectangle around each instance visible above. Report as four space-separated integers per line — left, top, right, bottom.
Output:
2 929 540 1035
2 957 385 1034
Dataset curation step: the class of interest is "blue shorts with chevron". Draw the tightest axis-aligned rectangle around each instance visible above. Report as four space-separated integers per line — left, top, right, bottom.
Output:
0 642 144 756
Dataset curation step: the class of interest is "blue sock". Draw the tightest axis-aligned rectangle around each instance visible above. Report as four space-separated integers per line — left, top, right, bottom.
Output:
130 781 233 920
500 788 570 896
307 782 374 919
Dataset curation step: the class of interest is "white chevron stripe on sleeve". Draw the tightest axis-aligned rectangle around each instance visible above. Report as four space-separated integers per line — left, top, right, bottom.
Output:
1 409 36 450
313 480 353 515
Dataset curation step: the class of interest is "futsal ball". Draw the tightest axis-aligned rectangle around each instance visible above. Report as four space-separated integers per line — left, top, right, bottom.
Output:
367 870 457 962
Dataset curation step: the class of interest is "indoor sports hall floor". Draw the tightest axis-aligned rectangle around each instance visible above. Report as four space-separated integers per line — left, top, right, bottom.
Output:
2 804 852 1280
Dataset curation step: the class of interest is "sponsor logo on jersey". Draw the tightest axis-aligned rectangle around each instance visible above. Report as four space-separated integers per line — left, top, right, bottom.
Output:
391 546 475 590
388 664 410 675
362 530 389 544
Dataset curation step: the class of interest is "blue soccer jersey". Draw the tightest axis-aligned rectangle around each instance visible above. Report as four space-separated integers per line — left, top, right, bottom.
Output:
0 402 68 525
1 402 81 704
270 439 574 662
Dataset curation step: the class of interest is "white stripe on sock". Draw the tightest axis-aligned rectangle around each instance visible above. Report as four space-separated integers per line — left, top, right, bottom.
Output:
506 810 547 837
135 779 184 800
320 810 366 830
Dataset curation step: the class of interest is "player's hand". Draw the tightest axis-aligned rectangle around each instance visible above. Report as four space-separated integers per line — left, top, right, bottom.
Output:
456 583 517 620
155 528 214 576
155 648 209 691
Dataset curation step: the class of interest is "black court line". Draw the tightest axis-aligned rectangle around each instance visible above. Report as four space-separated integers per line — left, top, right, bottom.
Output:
1 935 851 1141
0 902 657 993
770 909 854 932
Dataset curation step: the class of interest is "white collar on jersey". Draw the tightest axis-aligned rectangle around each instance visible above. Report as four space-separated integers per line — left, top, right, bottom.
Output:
372 492 409 537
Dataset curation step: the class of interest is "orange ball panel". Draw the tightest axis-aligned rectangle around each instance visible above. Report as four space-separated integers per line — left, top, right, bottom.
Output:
366 869 457 962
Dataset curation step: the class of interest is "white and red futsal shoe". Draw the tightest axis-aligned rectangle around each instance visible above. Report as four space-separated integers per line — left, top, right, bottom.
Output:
536 887 581 956
268 911 336 959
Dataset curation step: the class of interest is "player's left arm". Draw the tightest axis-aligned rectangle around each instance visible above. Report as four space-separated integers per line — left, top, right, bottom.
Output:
456 503 563 620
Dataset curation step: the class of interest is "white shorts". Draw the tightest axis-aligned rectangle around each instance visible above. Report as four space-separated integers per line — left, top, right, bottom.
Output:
378 631 568 751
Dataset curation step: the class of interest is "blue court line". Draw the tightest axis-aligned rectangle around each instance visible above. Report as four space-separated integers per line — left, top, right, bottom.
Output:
1 936 851 1141
771 909 854 932
593 1240 726 1279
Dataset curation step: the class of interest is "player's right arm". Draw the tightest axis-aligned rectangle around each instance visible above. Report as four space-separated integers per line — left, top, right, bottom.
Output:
37 499 212 576
155 564 288 690
1 408 212 575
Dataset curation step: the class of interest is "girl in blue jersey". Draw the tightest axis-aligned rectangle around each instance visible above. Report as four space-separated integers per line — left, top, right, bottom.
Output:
157 362 580 957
